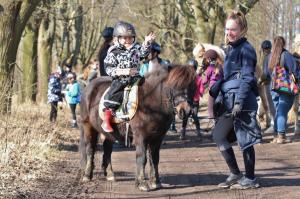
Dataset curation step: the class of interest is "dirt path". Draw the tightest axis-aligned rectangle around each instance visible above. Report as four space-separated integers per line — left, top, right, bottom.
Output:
17 124 300 199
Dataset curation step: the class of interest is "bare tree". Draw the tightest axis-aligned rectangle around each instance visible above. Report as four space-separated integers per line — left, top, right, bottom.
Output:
78 0 117 66
122 0 259 62
0 0 41 113
21 17 39 103
37 4 55 103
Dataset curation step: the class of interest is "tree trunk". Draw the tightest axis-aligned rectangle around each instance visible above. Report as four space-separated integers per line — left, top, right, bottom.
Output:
37 14 55 103
70 5 83 67
0 0 41 113
21 20 38 103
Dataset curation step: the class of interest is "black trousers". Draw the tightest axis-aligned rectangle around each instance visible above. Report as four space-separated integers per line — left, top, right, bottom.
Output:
213 115 256 179
104 76 142 111
69 104 77 120
212 115 234 151
50 102 58 122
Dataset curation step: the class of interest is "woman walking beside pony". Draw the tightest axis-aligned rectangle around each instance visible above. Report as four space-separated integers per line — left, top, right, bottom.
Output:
211 10 261 189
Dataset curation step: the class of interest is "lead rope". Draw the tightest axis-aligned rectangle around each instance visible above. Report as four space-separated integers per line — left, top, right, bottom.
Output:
125 122 130 147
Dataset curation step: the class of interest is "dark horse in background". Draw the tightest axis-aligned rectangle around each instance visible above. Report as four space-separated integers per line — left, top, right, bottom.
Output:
79 65 195 191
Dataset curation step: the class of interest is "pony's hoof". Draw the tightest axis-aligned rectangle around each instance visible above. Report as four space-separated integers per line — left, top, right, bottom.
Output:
149 182 162 190
82 176 91 182
138 184 150 192
136 181 150 192
106 175 115 181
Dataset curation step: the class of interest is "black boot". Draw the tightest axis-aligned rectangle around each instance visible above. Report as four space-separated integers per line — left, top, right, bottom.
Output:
230 146 259 189
218 148 242 188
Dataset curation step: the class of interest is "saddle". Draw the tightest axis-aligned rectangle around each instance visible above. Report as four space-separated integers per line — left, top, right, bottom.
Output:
99 80 139 124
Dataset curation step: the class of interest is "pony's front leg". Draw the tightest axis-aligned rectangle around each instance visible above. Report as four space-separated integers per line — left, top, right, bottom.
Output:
101 138 115 181
135 137 149 191
82 126 97 182
149 138 163 190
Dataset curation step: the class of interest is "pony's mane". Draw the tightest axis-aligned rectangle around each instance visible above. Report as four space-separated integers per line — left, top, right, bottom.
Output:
165 64 195 89
143 65 194 91
144 68 169 82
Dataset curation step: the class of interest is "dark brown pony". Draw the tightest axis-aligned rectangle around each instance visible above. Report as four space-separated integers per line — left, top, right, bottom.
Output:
79 65 195 191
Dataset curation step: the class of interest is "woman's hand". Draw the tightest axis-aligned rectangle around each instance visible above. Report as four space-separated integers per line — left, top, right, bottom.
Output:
232 103 242 117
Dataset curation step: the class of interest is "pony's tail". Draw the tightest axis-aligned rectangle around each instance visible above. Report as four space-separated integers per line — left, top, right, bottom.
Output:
79 124 87 169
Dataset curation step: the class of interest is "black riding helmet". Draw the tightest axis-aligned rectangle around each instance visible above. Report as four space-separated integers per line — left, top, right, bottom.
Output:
113 21 136 37
261 40 272 50
113 21 136 45
187 59 198 70
150 42 161 54
102 27 114 38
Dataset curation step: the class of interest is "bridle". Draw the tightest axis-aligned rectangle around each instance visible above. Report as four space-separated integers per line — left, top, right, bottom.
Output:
169 88 189 114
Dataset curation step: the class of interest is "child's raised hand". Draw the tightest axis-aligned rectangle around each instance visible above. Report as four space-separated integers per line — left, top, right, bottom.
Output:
144 32 156 45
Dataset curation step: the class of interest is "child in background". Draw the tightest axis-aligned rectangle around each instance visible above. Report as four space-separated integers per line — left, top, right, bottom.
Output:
63 72 81 128
202 49 223 118
47 70 63 123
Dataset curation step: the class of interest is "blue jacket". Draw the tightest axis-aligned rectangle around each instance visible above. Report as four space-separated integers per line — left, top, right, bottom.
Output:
65 82 81 104
223 37 257 108
221 38 261 150
47 74 62 103
139 58 169 76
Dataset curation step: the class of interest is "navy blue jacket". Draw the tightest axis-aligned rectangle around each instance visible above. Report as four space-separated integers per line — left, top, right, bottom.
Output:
221 38 261 150
223 37 257 108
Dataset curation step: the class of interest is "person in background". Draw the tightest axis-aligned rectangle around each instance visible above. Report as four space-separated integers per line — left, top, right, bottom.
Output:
212 10 261 190
88 59 99 83
202 49 223 118
98 27 114 76
47 70 63 123
257 40 275 132
179 59 204 140
61 61 73 91
265 36 298 144
139 42 168 76
63 72 81 128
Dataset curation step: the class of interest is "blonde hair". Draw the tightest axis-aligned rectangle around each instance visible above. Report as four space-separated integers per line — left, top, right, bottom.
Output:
225 11 248 45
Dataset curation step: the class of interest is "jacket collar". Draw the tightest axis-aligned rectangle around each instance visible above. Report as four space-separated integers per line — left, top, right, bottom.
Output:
229 37 247 48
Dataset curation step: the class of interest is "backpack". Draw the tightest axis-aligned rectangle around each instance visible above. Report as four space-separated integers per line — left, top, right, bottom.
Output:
271 53 299 95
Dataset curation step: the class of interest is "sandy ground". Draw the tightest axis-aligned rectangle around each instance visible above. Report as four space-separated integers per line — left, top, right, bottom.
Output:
5 115 300 199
